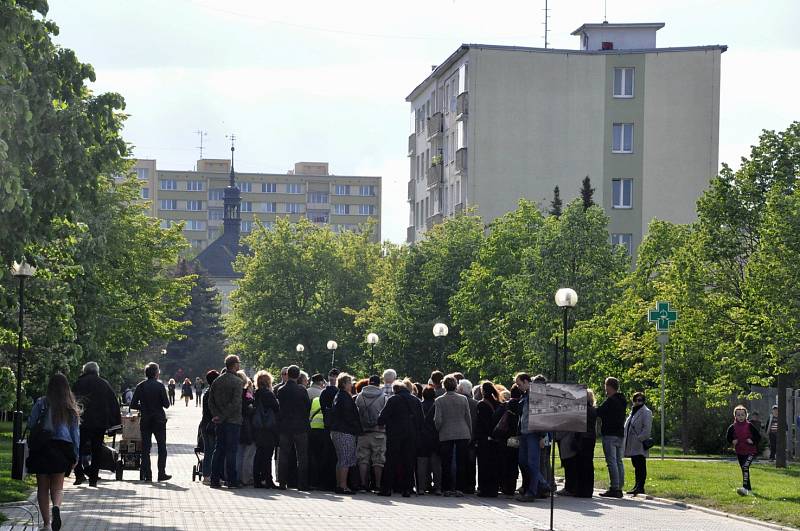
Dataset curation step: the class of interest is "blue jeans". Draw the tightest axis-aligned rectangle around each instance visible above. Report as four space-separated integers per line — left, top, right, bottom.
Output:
518 433 547 496
202 429 216 478
602 435 625 490
211 422 241 485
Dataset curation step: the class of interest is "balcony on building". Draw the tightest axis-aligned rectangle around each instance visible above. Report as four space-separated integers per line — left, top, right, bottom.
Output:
427 111 443 141
408 134 416 157
426 212 443 229
407 226 415 243
427 161 443 188
455 147 467 174
408 180 415 202
456 92 468 120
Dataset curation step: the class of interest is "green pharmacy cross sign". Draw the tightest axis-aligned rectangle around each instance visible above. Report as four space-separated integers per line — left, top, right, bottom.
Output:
648 301 678 333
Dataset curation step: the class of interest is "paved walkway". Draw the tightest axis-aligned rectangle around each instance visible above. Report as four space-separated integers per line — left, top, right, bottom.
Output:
46 401 778 530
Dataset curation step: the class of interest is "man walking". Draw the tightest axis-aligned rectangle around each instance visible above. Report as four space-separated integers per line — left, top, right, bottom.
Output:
130 362 171 482
276 365 311 490
72 362 121 486
597 376 627 498
208 355 244 488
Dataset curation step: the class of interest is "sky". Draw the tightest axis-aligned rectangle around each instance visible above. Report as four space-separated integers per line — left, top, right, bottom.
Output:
46 0 800 243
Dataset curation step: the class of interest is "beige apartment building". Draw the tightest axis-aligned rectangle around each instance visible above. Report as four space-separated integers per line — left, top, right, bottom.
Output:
130 159 382 248
406 22 725 255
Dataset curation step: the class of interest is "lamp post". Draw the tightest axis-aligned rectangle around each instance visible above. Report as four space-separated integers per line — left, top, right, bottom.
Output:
554 288 578 382
11 259 36 480
366 333 379 375
432 322 449 371
327 340 338 369
552 287 577 531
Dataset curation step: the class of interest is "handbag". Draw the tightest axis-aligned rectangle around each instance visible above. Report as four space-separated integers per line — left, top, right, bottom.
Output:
492 410 517 440
642 437 655 450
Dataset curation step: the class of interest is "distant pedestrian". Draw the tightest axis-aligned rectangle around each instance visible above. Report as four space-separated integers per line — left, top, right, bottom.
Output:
27 373 80 531
181 378 193 407
194 377 203 407
727 405 761 496
623 392 653 495
597 376 627 498
765 405 779 460
208 355 244 488
130 362 171 482
71 361 121 487
167 378 176 406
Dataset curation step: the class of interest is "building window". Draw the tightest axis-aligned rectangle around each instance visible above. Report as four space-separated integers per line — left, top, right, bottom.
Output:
140 187 150 199
239 181 252 193
286 203 302 214
191 239 204 249
286 183 302 194
209 189 224 201
187 180 204 191
611 233 633 255
613 67 634 98
358 204 376 215
262 182 277 193
333 203 350 215
307 210 329 223
335 184 350 196
135 168 150 180
612 123 633 153
241 220 252 233
186 200 203 211
612 179 633 208
359 185 376 197
261 202 277 213
187 220 206 231
159 199 177 210
159 179 176 191
241 201 253 213
308 192 329 204
458 63 467 94
207 229 218 240
209 208 223 220
160 219 173 229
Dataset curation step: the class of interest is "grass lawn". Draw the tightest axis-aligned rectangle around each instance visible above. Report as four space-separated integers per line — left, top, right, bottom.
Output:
0 420 35 522
555 445 800 528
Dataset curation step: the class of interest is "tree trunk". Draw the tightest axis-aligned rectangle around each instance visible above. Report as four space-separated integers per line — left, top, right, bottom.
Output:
776 373 788 468
681 394 689 455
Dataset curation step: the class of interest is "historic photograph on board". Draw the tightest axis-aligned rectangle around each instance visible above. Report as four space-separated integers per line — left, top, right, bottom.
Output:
527 383 588 433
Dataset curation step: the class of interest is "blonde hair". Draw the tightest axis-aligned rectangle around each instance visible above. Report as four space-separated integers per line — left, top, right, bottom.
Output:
734 405 748 416
236 370 251 389
254 370 273 390
168 378 176 385
586 388 596 407
336 372 353 391
403 377 414 394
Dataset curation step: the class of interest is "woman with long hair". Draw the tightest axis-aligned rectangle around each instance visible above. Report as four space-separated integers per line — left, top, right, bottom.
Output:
476 381 501 497
167 378 176 406
329 373 362 494
26 373 81 531
181 378 193 407
252 370 279 488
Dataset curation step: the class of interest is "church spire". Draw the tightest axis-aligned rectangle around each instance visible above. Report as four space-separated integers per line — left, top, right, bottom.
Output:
228 134 236 187
222 134 241 237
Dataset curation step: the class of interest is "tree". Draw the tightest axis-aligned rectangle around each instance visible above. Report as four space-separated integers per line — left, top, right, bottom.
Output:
549 186 563 217
162 260 225 380
580 176 595 210
227 218 380 374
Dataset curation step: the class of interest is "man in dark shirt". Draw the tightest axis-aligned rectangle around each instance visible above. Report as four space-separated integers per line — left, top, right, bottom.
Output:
314 368 339 491
276 365 311 490
596 376 627 498
130 362 171 482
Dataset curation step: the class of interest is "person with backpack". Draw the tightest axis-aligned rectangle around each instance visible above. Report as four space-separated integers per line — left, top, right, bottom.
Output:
27 373 80 531
355 375 388 492
378 380 424 497
252 371 279 488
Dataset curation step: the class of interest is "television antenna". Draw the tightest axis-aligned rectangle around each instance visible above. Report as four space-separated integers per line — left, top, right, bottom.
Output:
542 0 551 49
195 130 208 159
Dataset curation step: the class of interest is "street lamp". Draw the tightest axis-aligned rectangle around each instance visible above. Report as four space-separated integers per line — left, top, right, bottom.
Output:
327 340 338 369
366 333 379 374
296 343 304 355
432 322 449 370
554 288 578 382
11 259 36 480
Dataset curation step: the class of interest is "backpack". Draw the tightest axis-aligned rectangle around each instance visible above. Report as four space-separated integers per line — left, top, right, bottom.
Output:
358 393 385 429
251 396 276 432
28 398 54 452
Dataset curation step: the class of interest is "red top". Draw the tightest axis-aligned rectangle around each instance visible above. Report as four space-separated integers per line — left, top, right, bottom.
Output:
733 420 757 455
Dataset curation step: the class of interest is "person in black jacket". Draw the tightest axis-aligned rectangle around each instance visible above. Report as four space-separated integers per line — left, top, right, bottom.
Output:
199 370 219 482
574 389 598 498
72 362 121 487
378 381 423 497
596 376 627 498
313 368 339 491
416 385 442 495
276 365 311 490
329 373 362 494
130 362 171 482
475 381 501 497
252 371 280 488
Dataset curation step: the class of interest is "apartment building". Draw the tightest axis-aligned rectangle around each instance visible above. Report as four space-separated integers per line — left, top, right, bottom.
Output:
406 22 724 256
129 159 382 249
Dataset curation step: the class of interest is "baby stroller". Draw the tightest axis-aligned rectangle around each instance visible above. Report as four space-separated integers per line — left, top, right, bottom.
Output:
110 408 144 480
192 423 204 482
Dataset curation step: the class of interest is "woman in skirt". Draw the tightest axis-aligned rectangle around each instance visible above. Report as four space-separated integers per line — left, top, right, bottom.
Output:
27 373 80 531
328 373 362 494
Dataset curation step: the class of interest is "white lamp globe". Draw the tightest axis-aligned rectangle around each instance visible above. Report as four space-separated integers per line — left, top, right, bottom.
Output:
555 288 578 308
366 333 379 345
433 322 449 337
327 340 338 350
296 344 305 353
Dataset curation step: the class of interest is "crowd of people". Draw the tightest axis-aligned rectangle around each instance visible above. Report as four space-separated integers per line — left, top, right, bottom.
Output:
24 356 774 530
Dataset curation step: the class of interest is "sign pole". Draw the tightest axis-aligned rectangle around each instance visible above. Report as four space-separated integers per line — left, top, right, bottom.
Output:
657 333 669 460
648 301 678 462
